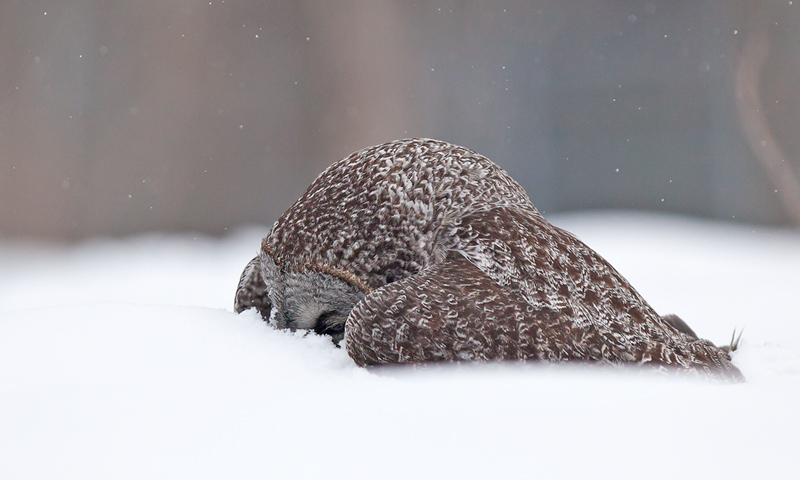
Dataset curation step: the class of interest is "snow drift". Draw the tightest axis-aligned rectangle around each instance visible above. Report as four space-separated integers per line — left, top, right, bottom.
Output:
1 213 798 479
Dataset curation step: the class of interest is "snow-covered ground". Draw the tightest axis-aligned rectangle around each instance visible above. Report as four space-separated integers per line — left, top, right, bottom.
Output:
1 212 798 479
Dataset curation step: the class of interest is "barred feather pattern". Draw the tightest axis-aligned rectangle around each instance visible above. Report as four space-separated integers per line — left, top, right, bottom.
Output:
234 256 271 320
238 138 743 382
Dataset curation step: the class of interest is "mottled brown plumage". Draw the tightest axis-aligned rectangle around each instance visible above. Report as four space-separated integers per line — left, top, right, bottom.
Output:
235 138 743 381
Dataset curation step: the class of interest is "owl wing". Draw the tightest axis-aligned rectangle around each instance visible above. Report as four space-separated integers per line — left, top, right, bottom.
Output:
234 255 272 319
453 206 743 381
346 207 743 381
344 248 646 368
345 250 535 366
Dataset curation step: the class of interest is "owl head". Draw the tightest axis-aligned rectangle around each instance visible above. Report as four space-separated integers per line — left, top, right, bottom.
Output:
234 250 367 344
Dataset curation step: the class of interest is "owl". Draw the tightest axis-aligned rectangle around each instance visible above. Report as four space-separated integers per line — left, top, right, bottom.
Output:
235 138 743 382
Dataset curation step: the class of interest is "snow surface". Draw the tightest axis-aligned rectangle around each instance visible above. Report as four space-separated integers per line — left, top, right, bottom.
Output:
1 212 799 479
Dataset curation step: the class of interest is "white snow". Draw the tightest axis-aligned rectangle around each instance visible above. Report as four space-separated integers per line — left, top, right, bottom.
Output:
1 212 798 479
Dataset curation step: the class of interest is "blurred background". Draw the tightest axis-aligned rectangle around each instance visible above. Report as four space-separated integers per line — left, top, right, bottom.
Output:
1 0 799 239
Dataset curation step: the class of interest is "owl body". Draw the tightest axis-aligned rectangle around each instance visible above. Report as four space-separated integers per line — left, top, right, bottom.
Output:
236 138 743 381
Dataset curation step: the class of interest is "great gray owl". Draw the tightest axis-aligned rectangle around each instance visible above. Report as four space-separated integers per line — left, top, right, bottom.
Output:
235 138 743 382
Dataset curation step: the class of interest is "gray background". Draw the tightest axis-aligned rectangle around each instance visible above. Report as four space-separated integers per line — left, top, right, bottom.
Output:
2 0 799 239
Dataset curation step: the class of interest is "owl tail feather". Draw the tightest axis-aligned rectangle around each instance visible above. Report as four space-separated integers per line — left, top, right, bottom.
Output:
721 327 745 353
